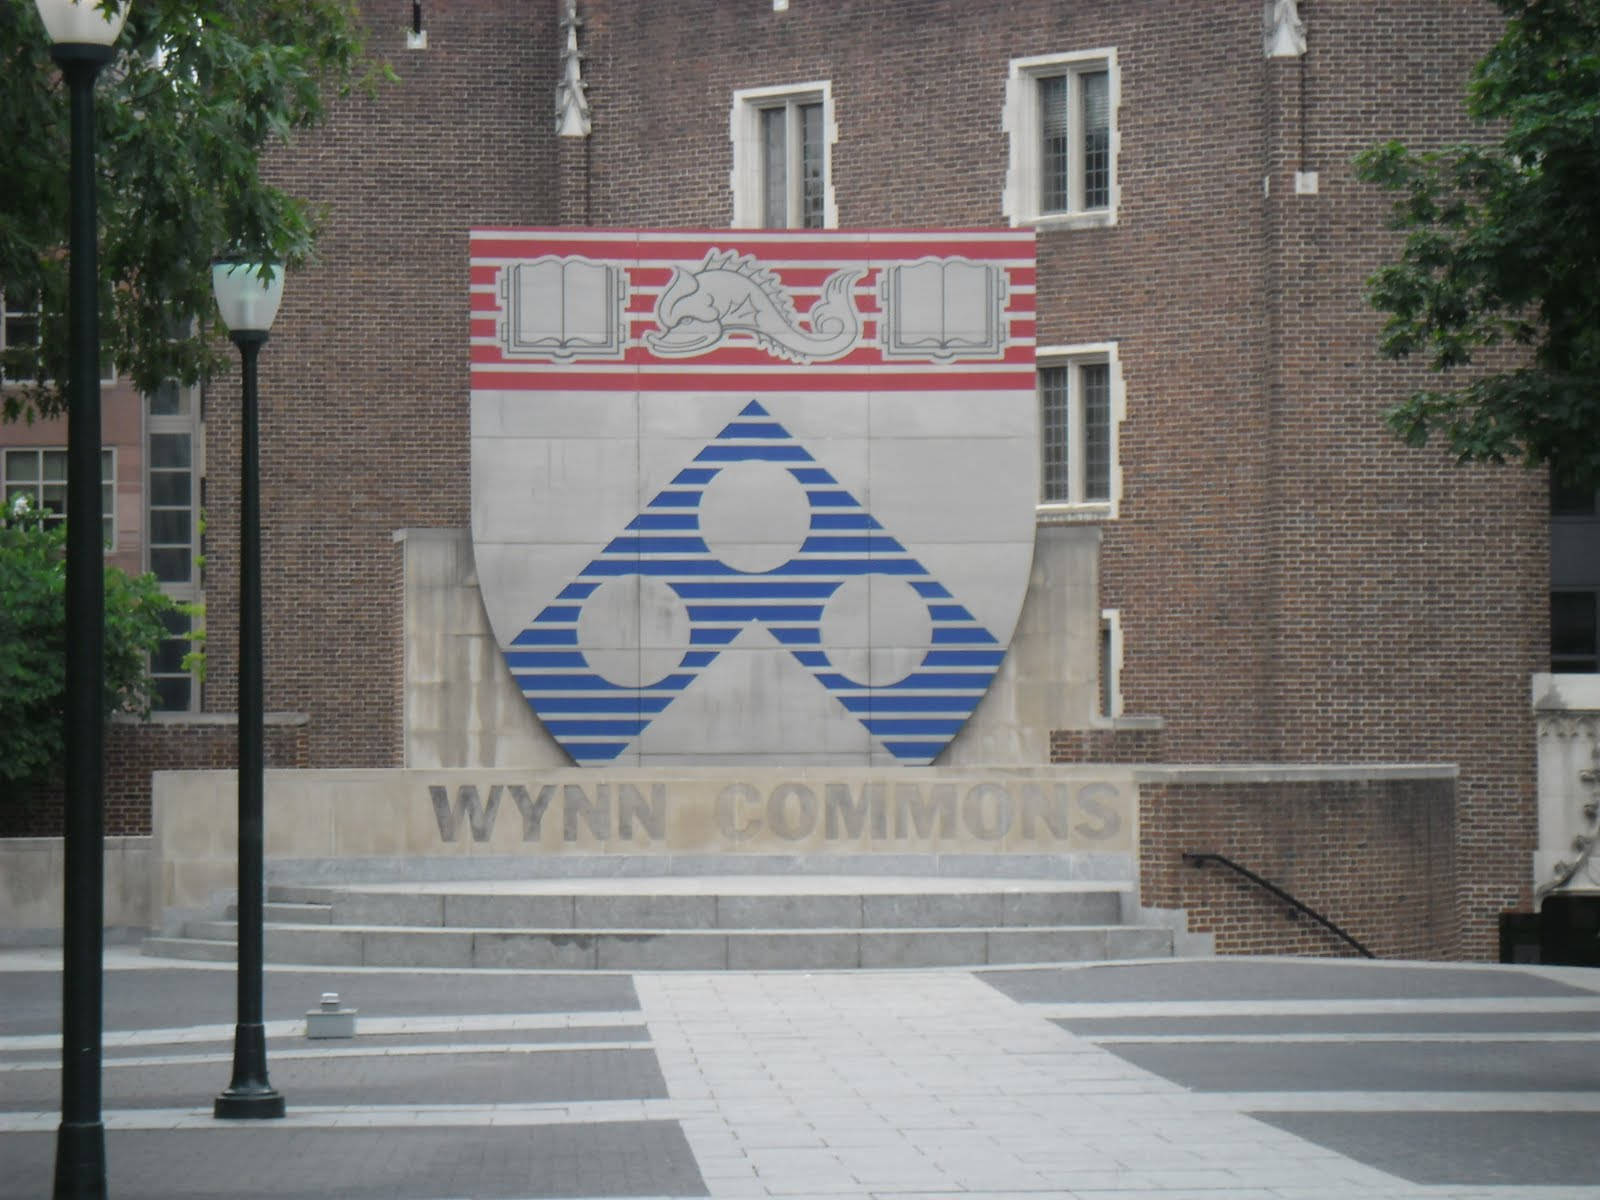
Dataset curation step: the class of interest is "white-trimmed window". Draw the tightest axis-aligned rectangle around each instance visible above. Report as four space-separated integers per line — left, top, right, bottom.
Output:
1099 608 1123 718
1004 49 1119 229
1 291 116 385
1 293 40 383
1037 343 1122 518
146 379 203 711
731 82 836 229
2 447 115 547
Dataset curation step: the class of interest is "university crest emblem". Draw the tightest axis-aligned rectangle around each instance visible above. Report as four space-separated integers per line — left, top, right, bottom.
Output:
469 230 1038 766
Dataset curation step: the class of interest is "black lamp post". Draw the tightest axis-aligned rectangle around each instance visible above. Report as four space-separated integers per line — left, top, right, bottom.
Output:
34 1 129 1196
210 260 286 1120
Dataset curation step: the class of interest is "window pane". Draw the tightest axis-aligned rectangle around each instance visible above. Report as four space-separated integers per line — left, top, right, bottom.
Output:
3 313 38 351
1039 364 1071 503
153 676 192 711
5 450 38 481
39 484 66 520
149 432 190 469
150 546 191 583
1039 74 1070 214
152 635 190 676
1082 362 1112 501
150 470 191 507
42 451 67 481
149 380 184 416
1551 591 1598 668
800 102 825 229
149 509 190 545
1081 70 1111 209
761 106 788 228
1099 619 1114 717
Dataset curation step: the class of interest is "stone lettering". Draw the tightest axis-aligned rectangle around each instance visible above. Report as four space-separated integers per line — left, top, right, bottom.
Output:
824 781 889 840
563 783 611 841
768 783 817 841
894 782 957 839
512 784 554 840
962 783 1012 840
618 783 666 841
1019 783 1072 840
1073 782 1123 841
717 783 762 840
422 774 1129 852
430 784 501 843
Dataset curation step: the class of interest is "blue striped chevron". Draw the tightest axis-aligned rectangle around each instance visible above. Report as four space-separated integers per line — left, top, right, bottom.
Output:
507 401 1004 764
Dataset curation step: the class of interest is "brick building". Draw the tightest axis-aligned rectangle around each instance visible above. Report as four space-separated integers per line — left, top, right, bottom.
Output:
8 0 1593 959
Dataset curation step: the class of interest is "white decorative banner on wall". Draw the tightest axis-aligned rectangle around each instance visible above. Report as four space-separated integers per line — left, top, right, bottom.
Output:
469 229 1039 766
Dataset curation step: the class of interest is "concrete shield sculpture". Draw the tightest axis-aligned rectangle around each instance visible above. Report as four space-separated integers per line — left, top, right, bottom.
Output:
469 230 1039 766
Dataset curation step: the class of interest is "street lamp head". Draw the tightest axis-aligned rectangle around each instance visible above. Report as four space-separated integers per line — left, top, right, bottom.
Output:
34 0 128 47
212 261 285 338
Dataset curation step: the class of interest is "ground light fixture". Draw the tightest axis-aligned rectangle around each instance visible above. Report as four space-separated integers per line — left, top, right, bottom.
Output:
210 259 287 1119
35 1 130 1196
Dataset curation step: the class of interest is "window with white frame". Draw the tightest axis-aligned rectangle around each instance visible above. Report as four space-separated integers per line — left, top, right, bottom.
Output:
1 293 40 383
2 447 115 547
731 82 835 229
1037 343 1121 516
146 379 203 711
1003 49 1119 228
1099 608 1123 718
1 291 116 385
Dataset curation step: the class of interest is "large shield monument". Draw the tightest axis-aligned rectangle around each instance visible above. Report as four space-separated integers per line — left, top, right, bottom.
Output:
468 229 1039 767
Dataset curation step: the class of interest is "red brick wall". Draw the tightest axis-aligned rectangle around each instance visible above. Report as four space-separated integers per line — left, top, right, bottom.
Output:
172 0 1540 959
199 1 560 768
1140 776 1460 959
3 716 310 838
1050 723 1166 765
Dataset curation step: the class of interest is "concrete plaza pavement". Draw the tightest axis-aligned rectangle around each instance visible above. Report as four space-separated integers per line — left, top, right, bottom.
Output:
2 949 1598 1199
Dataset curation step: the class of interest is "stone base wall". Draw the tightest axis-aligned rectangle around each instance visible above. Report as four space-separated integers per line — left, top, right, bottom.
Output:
0 836 153 945
0 714 311 839
1137 767 1459 960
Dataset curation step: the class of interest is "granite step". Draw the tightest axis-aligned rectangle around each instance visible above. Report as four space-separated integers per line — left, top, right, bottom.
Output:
223 901 334 925
157 919 1172 970
260 878 1127 931
142 875 1175 969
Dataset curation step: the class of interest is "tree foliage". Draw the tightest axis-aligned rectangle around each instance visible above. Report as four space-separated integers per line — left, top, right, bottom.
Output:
1355 0 1600 488
0 495 175 791
0 0 386 421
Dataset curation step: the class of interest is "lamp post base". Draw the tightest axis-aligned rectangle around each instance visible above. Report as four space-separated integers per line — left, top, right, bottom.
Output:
214 1022 285 1119
214 1086 286 1120
53 1119 106 1199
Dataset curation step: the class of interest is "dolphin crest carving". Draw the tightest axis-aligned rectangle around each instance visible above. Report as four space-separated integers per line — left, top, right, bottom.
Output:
645 249 864 362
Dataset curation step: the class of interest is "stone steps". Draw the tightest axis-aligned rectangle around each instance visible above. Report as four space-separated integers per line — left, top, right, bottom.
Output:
144 922 1170 970
143 876 1175 970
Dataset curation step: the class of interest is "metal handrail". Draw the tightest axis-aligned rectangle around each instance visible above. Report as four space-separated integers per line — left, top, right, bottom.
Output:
1181 852 1376 959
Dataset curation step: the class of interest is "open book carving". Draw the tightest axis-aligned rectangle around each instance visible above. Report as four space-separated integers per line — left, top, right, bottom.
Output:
877 257 1008 361
499 256 629 360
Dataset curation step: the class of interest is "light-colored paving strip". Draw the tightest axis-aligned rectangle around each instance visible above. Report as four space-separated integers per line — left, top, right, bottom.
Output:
1028 997 1600 1019
1087 1032 1600 1045
0 1098 704 1134
633 970 1600 1200
0 1040 652 1073
1222 1091 1600 1113
633 971 1426 1199
0 1009 644 1053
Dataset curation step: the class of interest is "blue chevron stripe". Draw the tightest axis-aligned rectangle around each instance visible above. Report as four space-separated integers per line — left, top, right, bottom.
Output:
507 403 1008 766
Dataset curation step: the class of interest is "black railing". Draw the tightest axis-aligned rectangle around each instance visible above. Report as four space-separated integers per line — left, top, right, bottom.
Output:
1182 852 1376 959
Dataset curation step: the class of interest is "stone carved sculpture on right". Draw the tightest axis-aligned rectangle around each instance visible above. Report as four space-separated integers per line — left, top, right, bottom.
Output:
1264 0 1307 57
